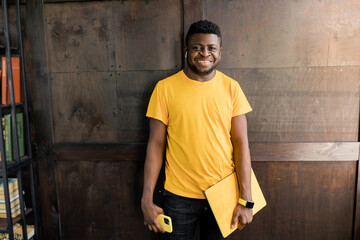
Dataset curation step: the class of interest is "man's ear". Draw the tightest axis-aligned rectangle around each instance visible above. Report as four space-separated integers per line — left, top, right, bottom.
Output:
184 47 188 58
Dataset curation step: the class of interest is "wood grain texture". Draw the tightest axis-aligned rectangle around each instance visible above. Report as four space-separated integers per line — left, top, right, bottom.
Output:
200 0 360 68
0 5 20 49
231 161 357 240
50 72 118 143
55 159 160 240
250 142 359 162
53 142 359 162
44 0 87 2
23 1 60 239
52 143 359 240
114 0 182 71
183 0 204 35
24 1 360 239
53 144 146 162
56 160 123 239
44 2 116 73
117 70 179 143
220 67 360 142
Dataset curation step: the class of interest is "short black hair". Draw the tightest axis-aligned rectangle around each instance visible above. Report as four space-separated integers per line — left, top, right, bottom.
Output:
185 20 222 47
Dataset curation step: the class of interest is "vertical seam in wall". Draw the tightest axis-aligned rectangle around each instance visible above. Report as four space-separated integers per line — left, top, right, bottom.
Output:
41 1 61 238
112 1 120 143
201 0 205 19
42 3 55 145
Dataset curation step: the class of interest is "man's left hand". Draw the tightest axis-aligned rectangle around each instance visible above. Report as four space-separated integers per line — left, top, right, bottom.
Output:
231 204 253 231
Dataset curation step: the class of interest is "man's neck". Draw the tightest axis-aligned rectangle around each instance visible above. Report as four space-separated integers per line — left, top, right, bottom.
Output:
183 67 216 82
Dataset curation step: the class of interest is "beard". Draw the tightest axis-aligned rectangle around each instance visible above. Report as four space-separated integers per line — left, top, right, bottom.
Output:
187 57 219 76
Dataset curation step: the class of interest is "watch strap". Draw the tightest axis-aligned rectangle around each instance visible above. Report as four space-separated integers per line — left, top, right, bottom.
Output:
238 198 254 209
238 198 247 207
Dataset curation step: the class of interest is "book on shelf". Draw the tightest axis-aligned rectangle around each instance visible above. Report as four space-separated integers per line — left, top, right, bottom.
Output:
0 178 18 194
0 204 20 218
2 114 12 161
1 56 22 105
16 113 25 158
0 195 19 209
13 223 35 240
1 113 25 161
1 57 7 105
0 202 20 214
0 227 35 240
0 189 19 201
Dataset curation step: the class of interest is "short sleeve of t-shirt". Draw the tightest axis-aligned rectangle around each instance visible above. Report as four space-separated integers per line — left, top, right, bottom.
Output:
232 81 252 116
146 82 169 125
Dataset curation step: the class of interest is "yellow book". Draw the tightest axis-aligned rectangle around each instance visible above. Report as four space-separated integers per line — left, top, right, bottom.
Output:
0 189 19 201
0 178 18 194
0 206 21 218
13 223 35 240
0 196 20 209
204 168 266 238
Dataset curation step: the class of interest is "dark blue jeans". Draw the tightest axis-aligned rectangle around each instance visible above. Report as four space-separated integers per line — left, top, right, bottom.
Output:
161 190 227 240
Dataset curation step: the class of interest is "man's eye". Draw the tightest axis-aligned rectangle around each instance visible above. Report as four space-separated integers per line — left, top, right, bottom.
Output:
209 47 216 51
193 46 200 50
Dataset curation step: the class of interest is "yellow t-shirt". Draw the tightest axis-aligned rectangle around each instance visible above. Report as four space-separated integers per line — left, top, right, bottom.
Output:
146 70 252 199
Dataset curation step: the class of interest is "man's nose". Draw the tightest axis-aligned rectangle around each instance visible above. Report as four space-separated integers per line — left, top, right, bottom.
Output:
199 48 210 56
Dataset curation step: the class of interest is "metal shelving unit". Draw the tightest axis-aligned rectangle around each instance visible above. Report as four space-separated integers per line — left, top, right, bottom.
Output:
0 0 39 239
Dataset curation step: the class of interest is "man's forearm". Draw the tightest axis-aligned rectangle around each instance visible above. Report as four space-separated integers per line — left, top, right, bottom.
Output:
142 143 165 202
142 118 167 204
234 141 252 200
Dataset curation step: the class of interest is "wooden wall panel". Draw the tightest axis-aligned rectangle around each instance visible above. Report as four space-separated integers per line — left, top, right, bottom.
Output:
54 156 160 239
56 160 124 239
24 1 61 239
220 67 360 142
113 0 182 71
0 6 20 49
117 70 179 143
183 0 204 33
199 0 360 68
44 2 116 73
53 143 359 240
24 0 360 239
50 72 118 143
119 160 159 240
232 161 357 240
250 142 359 162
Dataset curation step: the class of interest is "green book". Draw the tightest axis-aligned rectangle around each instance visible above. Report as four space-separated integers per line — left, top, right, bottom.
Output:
16 113 25 157
2 113 25 161
3 114 12 161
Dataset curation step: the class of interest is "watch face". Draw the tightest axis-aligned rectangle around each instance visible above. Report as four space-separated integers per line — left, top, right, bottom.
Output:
246 201 254 209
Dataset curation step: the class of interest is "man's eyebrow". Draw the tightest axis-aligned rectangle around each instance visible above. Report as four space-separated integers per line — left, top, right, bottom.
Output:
191 43 217 46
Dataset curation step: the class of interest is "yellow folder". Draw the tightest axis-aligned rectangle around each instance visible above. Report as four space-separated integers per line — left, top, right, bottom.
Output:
204 168 266 238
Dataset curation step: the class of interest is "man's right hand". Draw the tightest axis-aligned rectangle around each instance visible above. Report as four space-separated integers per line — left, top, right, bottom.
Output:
141 200 165 233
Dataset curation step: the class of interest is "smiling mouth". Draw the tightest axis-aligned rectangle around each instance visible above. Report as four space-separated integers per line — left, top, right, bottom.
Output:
196 60 213 66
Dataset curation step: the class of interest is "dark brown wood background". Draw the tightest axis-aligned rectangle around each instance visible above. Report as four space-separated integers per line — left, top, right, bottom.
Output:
12 0 360 239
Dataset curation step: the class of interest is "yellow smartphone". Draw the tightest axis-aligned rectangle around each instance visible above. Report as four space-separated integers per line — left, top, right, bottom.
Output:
157 214 173 233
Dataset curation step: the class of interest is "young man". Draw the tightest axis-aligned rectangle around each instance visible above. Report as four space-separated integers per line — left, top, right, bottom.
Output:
141 20 253 240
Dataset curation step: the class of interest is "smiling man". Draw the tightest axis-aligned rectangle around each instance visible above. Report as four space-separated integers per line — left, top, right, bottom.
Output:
141 20 253 240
